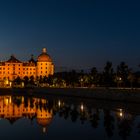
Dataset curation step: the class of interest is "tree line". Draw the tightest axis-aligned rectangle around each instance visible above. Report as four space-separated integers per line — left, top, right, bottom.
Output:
13 61 140 88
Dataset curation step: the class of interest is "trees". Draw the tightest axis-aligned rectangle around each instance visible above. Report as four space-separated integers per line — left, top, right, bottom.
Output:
103 61 114 87
90 67 99 86
117 62 129 87
13 76 22 85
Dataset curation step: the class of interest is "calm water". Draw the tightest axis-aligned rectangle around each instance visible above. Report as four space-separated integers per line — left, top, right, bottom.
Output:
0 94 140 140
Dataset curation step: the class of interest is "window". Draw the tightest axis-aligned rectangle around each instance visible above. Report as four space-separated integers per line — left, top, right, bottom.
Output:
46 67 47 69
3 68 5 70
30 68 32 70
27 68 28 70
19 68 20 70
19 72 20 74
46 71 47 73
41 71 42 74
41 67 42 69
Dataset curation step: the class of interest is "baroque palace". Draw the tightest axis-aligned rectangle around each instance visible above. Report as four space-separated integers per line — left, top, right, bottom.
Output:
0 95 53 133
0 48 54 87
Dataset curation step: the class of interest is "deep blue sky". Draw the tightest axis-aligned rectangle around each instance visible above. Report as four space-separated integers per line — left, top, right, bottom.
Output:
0 0 140 71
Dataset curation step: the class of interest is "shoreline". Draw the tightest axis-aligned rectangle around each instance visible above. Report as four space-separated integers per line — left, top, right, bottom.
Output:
0 87 140 103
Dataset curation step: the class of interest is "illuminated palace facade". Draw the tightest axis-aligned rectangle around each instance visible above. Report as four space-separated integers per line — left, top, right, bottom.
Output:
0 48 54 86
0 95 53 133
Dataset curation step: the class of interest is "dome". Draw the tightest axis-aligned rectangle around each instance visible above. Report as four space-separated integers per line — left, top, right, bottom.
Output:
37 118 52 127
37 48 52 62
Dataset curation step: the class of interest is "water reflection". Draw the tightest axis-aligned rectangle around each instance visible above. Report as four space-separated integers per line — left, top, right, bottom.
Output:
0 94 139 140
0 95 53 133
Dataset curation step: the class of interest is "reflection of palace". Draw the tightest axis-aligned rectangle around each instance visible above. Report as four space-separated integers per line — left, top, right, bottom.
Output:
0 96 53 133
0 48 54 87
0 95 137 138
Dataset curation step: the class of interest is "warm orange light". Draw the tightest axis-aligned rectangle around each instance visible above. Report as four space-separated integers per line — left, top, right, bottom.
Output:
80 104 84 112
58 100 61 107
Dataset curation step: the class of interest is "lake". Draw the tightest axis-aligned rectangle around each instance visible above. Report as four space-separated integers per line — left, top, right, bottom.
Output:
0 93 139 140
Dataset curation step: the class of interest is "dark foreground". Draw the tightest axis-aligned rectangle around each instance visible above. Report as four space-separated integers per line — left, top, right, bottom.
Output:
1 87 140 103
0 89 139 140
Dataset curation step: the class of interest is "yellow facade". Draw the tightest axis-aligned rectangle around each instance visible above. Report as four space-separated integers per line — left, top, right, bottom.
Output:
0 96 53 132
0 48 54 83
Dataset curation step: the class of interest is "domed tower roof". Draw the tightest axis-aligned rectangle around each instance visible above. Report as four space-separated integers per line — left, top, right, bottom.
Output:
37 117 53 133
37 48 52 62
37 117 52 127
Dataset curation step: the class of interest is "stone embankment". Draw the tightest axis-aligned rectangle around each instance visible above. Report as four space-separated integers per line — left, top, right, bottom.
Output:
32 87 140 103
0 87 140 103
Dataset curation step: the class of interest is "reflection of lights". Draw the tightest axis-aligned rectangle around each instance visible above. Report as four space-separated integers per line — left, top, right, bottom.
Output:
43 127 46 133
5 98 9 105
119 112 123 117
117 108 124 118
80 104 84 112
58 100 61 107
9 96 12 104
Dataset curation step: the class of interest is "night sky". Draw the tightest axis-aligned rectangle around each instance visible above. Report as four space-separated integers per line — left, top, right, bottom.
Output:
0 0 140 71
